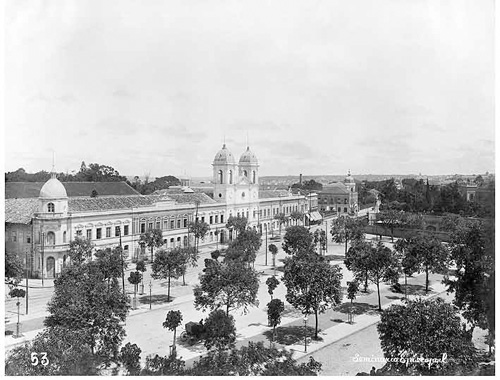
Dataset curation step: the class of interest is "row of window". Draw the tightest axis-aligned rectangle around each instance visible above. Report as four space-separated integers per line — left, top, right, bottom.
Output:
8 231 31 244
320 206 349 213
76 225 129 240
217 169 257 185
139 214 226 233
319 198 349 204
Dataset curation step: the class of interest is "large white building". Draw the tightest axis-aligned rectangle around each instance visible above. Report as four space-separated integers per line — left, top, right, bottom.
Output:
5 144 318 279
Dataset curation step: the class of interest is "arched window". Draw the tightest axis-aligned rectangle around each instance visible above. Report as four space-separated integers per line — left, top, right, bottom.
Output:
218 170 223 184
252 171 256 184
63 231 66 243
183 236 188 247
243 170 248 177
47 203 55 213
229 170 233 184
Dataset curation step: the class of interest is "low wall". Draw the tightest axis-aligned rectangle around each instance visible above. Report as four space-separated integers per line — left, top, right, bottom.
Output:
363 224 451 242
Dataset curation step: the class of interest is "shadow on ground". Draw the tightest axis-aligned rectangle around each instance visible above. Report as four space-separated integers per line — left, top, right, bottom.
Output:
404 283 434 296
281 304 303 319
138 294 175 305
324 254 345 262
263 325 317 345
334 302 380 316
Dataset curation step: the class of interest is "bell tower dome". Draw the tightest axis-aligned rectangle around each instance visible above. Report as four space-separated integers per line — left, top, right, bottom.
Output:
212 144 238 203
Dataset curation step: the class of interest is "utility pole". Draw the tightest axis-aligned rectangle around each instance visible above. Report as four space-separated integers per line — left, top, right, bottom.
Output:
25 250 29 315
265 225 268 266
41 231 45 287
119 227 125 296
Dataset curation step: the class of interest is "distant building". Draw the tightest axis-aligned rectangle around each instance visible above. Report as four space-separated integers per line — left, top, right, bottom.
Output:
318 171 358 215
5 144 318 279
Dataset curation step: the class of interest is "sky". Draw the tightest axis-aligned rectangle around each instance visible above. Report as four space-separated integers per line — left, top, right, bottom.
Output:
4 0 495 178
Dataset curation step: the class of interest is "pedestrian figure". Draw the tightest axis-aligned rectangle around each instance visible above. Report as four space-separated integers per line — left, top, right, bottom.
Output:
370 366 376 376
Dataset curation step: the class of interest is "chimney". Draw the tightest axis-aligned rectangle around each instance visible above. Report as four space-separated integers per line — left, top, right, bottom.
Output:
299 174 303 185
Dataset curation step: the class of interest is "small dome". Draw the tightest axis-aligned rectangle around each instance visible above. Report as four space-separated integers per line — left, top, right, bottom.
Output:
239 146 258 165
344 170 355 184
40 174 68 199
213 144 236 164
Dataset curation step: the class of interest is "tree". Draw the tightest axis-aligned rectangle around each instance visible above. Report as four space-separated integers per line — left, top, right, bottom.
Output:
274 213 288 235
178 246 199 285
313 229 327 255
346 280 359 323
377 209 403 242
194 260 260 316
44 261 129 359
268 244 278 267
282 256 343 338
267 299 285 342
204 309 236 350
290 210 304 225
330 216 365 254
225 228 262 264
139 229 163 261
406 234 448 293
151 248 185 302
225 215 248 236
445 219 494 345
68 236 94 265
141 352 186 375
377 298 477 375
127 271 142 307
344 240 373 292
5 251 24 285
393 238 420 299
120 342 142 376
188 221 210 252
136 260 147 294
266 276 280 300
366 241 398 311
282 226 315 256
5 327 99 375
163 310 183 354
187 341 322 376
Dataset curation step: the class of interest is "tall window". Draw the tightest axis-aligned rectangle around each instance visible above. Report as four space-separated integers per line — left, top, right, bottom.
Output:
218 170 223 184
156 221 161 230
170 220 175 229
243 170 247 177
220 215 224 223
177 219 181 229
115 226 120 237
148 222 153 230
96 228 102 239
215 215 219 223
183 218 188 228
47 202 55 213
63 231 66 243
209 215 213 224
252 171 256 184
229 170 233 184
106 227 111 237
124 225 129 236
86 229 91 240
140 223 146 233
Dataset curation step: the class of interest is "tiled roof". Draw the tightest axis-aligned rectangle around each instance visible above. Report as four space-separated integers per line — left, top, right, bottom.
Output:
68 195 161 212
163 193 217 204
259 190 291 199
5 181 140 199
5 198 38 224
321 183 349 194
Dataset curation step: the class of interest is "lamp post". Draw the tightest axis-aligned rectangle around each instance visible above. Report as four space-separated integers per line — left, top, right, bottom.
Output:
41 231 45 287
265 224 268 266
119 227 125 296
149 280 152 309
25 250 29 315
303 314 308 353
